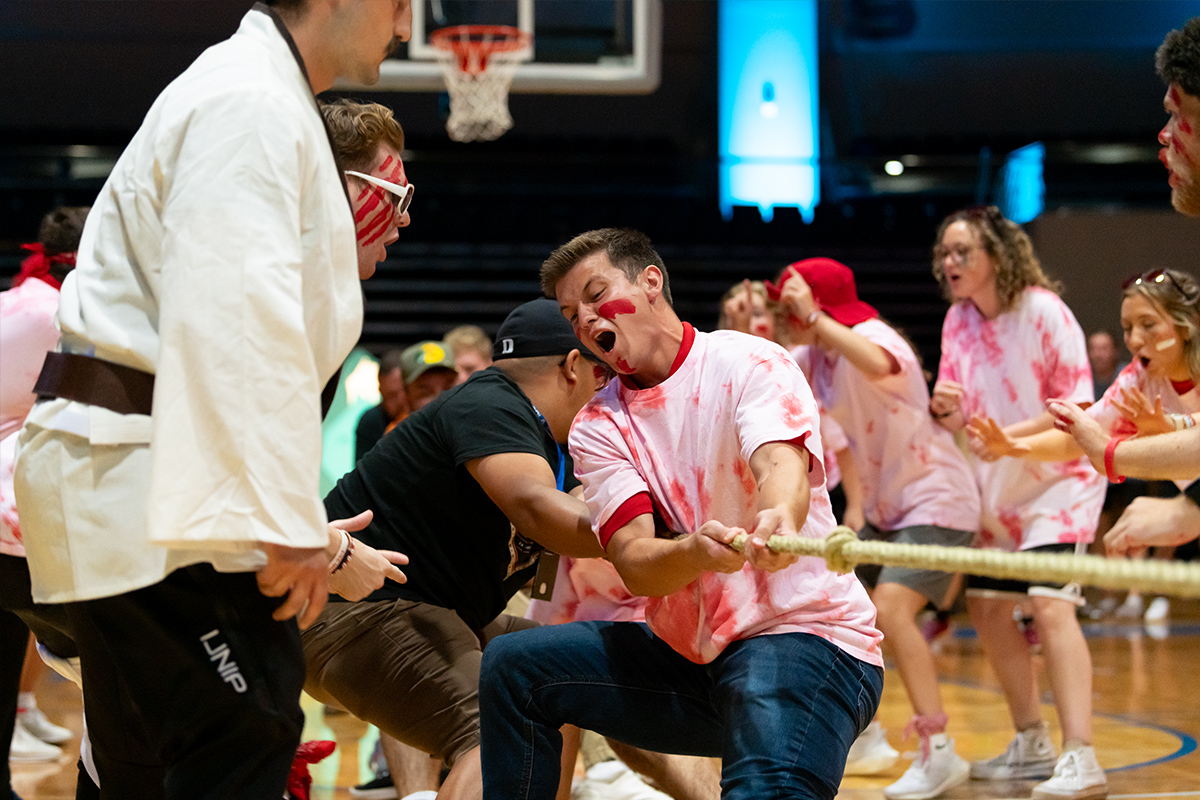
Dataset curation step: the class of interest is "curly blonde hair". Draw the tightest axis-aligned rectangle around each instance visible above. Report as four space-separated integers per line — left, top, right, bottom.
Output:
932 205 1059 313
1124 268 1200 382
320 98 405 174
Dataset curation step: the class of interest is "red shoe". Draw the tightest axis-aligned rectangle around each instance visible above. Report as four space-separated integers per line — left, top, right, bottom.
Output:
286 740 337 800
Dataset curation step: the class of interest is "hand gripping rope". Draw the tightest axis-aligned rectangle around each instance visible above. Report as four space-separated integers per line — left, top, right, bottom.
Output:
729 526 1200 598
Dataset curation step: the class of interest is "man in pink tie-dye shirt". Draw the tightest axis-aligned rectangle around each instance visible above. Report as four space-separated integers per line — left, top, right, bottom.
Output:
479 228 882 800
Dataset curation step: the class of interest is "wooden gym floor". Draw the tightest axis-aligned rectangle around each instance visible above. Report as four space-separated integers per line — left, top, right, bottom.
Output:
13 601 1200 799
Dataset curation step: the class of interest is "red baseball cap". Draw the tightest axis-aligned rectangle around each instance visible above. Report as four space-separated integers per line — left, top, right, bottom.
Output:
768 258 878 328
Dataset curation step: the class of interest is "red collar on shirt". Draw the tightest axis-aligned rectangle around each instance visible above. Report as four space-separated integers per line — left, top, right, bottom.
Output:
1172 378 1196 395
618 322 695 390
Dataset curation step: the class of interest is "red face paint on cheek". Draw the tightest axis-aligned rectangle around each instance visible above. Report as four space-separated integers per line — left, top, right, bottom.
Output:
616 358 633 373
598 299 636 320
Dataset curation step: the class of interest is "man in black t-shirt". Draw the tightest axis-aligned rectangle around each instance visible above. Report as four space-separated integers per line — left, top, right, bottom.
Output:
302 298 609 800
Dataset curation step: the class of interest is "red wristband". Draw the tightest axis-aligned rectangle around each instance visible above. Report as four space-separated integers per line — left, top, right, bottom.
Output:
1104 436 1126 484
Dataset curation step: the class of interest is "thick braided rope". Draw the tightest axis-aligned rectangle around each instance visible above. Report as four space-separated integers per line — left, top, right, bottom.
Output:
730 526 1200 598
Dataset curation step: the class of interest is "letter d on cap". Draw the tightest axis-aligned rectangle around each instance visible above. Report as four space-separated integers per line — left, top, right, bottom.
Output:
501 338 514 355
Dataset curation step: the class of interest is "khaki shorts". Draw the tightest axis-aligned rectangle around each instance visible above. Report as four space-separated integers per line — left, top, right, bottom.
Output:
853 522 975 606
301 598 537 765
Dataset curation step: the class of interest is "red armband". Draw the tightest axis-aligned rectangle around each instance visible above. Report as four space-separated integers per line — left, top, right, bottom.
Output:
1104 436 1127 484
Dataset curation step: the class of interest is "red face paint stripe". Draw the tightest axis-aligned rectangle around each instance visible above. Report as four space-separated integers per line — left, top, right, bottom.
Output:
357 205 392 238
356 215 388 245
354 189 385 223
359 207 396 246
383 162 406 185
598 299 636 319
355 186 371 201
379 155 394 172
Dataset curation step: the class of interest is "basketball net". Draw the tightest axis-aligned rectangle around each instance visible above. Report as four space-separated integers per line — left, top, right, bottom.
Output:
430 25 531 143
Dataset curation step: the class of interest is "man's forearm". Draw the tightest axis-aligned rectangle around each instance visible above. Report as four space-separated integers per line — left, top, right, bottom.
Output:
1115 426 1200 481
751 443 809 533
613 531 708 597
516 486 604 559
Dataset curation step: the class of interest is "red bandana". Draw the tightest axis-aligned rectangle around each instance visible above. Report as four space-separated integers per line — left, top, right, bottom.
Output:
13 243 75 290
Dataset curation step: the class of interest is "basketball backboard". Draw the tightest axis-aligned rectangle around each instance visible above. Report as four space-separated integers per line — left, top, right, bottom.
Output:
338 0 662 94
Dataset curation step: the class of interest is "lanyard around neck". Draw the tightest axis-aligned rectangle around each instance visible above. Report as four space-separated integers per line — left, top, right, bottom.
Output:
530 404 566 492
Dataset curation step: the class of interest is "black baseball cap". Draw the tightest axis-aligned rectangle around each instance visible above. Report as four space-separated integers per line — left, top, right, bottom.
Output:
493 297 595 361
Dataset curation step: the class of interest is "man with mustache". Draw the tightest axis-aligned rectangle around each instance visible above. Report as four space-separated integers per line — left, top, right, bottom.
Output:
13 2 412 797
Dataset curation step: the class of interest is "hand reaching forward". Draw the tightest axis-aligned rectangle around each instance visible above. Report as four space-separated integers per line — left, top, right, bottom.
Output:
1046 399 1107 473
327 510 409 601
1111 387 1172 436
966 416 1030 462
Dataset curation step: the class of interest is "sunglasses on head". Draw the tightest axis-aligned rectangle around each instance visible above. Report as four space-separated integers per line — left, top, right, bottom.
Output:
1122 269 1181 293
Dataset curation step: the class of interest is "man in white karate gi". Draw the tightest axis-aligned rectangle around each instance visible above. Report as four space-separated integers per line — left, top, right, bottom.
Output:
13 1 412 797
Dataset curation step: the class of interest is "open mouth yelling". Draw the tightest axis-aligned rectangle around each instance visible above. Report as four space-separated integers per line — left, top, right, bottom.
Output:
595 331 616 353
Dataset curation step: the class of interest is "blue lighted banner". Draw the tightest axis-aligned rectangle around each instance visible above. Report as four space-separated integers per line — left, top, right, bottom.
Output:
719 0 819 223
997 141 1045 225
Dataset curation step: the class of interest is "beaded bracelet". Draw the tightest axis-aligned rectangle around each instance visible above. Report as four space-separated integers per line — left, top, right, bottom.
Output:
1171 413 1197 431
328 529 350 574
331 537 355 575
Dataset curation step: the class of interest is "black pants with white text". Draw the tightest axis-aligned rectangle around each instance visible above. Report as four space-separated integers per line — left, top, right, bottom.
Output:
64 564 305 800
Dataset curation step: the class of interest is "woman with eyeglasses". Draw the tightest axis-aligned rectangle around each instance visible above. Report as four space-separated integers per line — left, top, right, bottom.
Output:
971 268 1200 622
929 206 1107 800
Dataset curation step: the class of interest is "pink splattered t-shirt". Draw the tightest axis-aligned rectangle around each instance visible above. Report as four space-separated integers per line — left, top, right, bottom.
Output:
938 287 1104 551
1 277 63 556
789 345 848 489
1089 360 1200 490
810 319 980 532
569 326 882 666
525 556 647 625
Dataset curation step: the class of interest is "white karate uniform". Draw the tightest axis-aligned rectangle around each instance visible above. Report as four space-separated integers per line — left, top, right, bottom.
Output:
15 8 361 603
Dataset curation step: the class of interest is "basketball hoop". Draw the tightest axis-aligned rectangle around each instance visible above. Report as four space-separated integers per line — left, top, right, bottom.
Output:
430 25 532 143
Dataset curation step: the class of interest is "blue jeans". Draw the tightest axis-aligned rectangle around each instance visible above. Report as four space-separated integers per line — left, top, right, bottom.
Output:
480 621 883 800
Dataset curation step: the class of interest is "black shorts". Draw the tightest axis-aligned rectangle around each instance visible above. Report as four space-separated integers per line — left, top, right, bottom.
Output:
964 543 1084 603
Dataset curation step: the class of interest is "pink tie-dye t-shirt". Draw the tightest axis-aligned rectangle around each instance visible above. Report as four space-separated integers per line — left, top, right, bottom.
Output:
789 344 847 489
1088 360 1200 490
525 556 647 625
810 319 980 532
569 327 882 666
1 277 63 556
937 287 1104 551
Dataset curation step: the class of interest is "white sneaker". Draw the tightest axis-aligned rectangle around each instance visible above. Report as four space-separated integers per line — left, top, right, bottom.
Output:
1144 597 1170 623
970 721 1057 780
844 721 900 776
10 722 63 763
1031 746 1107 800
1113 595 1144 619
17 707 72 745
572 761 671 800
885 734 970 800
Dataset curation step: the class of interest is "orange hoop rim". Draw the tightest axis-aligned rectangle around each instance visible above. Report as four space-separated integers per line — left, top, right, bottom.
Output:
429 24 532 56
